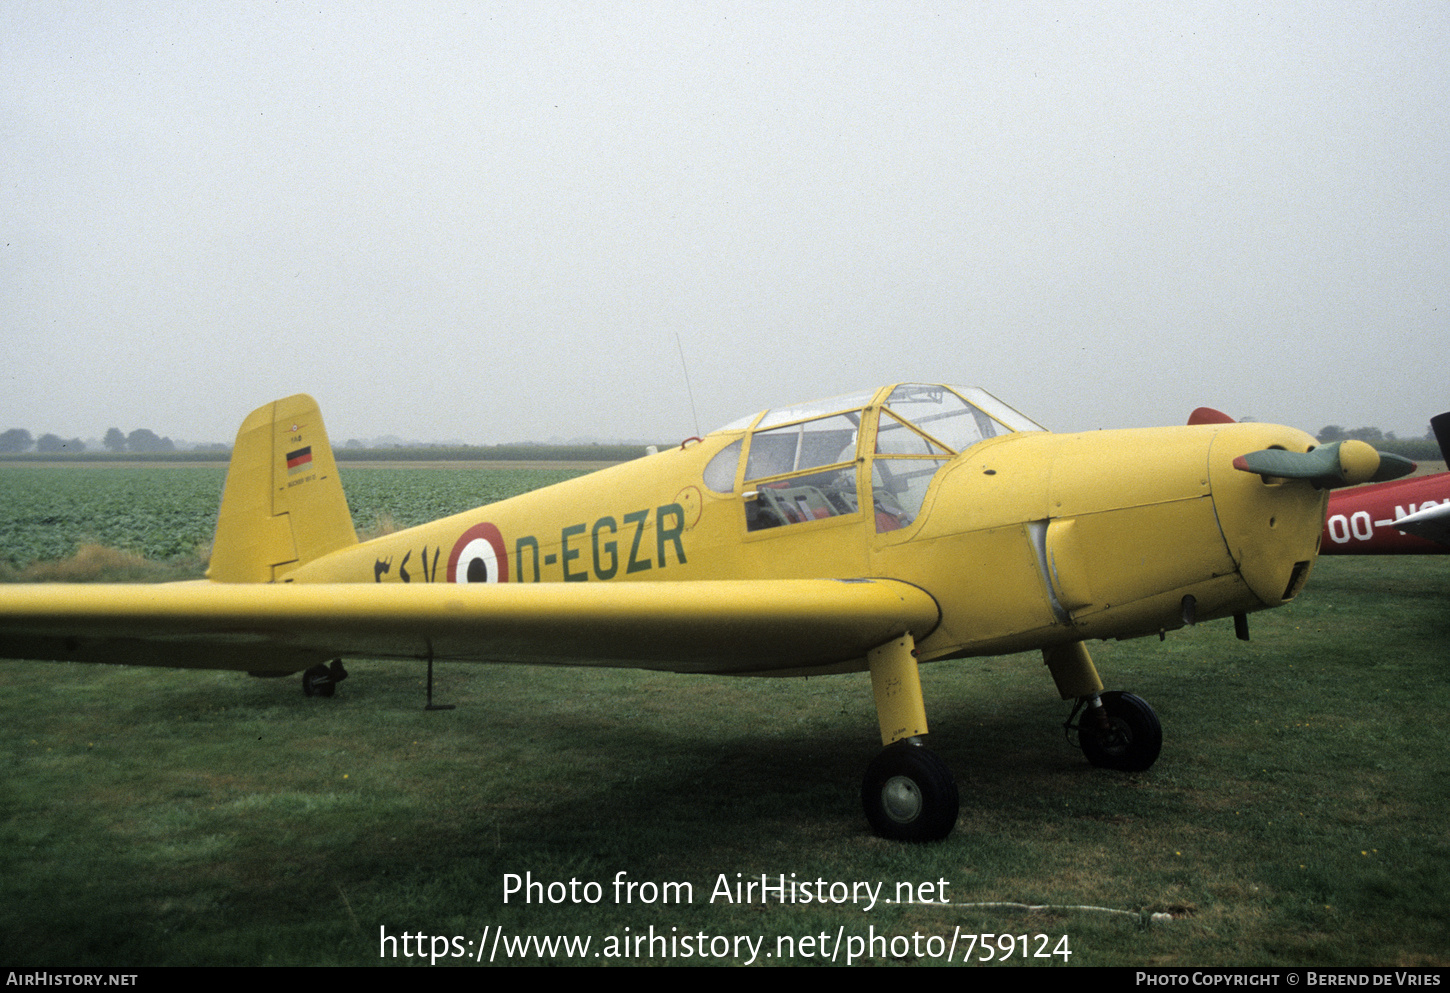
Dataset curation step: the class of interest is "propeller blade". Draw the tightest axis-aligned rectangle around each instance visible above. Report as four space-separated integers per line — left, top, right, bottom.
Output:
1431 411 1450 464
1233 440 1416 488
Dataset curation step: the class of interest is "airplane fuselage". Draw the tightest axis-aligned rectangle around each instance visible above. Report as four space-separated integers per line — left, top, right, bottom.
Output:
287 417 1326 671
1321 473 1450 554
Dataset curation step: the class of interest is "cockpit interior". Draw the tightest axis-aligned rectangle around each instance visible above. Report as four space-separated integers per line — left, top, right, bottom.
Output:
700 384 1045 533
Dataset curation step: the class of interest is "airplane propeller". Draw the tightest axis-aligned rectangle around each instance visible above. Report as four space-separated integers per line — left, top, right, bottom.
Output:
1233 440 1416 488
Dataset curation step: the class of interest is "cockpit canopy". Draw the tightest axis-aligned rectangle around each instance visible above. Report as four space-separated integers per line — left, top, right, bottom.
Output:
703 385 1043 533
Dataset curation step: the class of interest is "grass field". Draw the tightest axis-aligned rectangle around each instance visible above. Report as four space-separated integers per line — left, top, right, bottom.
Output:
0 466 1446 966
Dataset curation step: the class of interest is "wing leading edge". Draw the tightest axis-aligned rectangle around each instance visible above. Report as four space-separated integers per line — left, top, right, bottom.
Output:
1395 501 1450 546
0 578 940 677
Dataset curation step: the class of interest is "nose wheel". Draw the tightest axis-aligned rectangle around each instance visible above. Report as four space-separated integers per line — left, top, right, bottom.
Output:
861 741 959 842
1074 690 1162 772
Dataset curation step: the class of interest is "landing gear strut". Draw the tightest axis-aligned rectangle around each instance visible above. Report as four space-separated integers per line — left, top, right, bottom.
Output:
862 634 960 842
1045 642 1164 773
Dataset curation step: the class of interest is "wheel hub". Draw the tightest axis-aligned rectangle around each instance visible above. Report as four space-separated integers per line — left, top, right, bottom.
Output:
1101 718 1130 752
880 775 923 823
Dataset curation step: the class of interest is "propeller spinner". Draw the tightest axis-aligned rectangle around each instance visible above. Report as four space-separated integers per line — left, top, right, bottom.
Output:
1233 440 1416 488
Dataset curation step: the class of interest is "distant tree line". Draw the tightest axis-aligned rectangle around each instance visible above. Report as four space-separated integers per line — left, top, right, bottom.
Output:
0 429 40 453
105 428 176 453
0 430 654 463
5 421 1438 463
332 442 656 463
1316 426 1443 462
0 426 179 455
1317 425 1401 443
0 429 89 454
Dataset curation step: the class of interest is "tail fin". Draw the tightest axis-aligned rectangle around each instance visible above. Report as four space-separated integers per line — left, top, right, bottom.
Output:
208 394 358 582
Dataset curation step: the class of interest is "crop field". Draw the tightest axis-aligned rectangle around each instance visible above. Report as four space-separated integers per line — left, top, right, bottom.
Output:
0 463 591 575
0 465 1446 967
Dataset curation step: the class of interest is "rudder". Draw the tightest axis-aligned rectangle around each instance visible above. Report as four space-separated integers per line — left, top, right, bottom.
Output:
208 394 358 582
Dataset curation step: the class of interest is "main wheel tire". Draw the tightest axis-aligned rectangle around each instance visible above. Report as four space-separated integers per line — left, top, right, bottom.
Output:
861 743 959 842
1079 691 1162 772
302 664 336 698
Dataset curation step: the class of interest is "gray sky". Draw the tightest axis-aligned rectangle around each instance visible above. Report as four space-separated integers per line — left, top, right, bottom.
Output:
4 1 1447 445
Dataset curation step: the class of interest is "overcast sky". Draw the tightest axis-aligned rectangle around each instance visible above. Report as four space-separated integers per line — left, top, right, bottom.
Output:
4 1 1447 445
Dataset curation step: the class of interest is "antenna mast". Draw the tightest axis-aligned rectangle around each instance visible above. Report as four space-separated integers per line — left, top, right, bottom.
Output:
674 331 702 438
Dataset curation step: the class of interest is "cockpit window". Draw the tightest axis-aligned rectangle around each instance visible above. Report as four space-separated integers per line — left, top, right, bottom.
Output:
872 457 945 532
723 385 1043 535
745 467 860 531
742 411 863 532
939 385 1046 434
715 389 877 434
881 385 1003 454
876 409 953 457
745 413 859 481
702 439 742 494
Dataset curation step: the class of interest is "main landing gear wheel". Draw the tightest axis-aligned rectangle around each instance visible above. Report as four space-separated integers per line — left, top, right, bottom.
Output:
861 742 959 842
302 660 348 698
1078 691 1162 772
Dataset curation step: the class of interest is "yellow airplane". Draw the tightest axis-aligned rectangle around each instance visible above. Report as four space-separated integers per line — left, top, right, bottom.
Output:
0 385 1414 841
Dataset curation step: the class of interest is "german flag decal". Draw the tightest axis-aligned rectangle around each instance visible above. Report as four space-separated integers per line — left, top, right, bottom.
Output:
286 447 313 475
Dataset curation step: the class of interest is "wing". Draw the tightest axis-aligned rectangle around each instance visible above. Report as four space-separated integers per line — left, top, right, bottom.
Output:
0 579 940 677
1394 501 1450 546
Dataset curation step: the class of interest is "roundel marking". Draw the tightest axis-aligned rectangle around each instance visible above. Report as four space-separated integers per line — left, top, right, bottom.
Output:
447 522 509 584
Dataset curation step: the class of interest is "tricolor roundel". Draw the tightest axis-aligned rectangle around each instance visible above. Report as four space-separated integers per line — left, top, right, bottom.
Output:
447 523 509 584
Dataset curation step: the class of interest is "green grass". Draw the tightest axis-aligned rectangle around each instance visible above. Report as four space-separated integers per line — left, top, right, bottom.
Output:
1 465 1446 965
1 556 1445 966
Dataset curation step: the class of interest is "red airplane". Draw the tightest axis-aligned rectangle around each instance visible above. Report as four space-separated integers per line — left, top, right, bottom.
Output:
1320 412 1449 554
